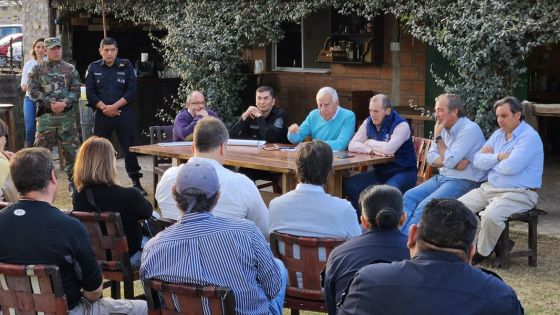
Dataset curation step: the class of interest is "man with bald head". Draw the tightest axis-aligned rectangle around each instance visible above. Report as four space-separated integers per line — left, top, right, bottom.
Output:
172 90 219 141
345 94 418 212
287 86 355 151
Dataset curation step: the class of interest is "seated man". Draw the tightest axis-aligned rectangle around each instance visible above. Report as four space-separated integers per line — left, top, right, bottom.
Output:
345 94 417 211
287 86 355 151
230 85 288 143
459 96 543 263
156 117 269 237
400 93 486 234
172 90 219 141
0 148 146 314
141 160 286 315
269 140 361 238
338 199 523 315
324 185 410 315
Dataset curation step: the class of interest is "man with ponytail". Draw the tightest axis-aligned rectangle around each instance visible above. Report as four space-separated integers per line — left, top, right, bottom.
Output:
324 185 409 314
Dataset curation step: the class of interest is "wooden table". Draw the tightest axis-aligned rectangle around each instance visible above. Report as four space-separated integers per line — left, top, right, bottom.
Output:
130 144 394 197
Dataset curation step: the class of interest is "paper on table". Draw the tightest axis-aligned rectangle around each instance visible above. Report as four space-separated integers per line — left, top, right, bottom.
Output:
227 139 266 147
159 142 193 147
158 139 265 147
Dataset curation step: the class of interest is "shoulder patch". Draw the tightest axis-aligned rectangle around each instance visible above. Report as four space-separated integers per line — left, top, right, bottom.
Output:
273 118 284 128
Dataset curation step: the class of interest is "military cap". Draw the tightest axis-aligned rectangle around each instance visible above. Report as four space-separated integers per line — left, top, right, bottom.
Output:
45 37 62 49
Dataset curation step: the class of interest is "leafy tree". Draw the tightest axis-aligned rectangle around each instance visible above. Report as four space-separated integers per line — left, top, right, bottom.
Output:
52 0 560 132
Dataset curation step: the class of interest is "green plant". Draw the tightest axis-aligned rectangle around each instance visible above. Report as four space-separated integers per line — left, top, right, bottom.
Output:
53 0 560 132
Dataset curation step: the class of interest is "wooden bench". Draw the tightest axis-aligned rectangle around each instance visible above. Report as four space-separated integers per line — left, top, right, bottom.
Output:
493 208 548 268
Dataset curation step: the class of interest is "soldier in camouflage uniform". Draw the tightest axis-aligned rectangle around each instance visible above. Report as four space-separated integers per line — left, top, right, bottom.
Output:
28 37 80 193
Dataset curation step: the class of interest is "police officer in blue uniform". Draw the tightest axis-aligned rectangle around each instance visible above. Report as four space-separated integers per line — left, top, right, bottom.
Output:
85 37 146 195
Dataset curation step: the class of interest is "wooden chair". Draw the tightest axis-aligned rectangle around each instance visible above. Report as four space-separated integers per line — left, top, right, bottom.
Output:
269 231 346 315
412 136 435 185
149 125 175 206
69 211 141 299
493 207 548 268
0 263 68 314
144 279 235 315
154 217 177 233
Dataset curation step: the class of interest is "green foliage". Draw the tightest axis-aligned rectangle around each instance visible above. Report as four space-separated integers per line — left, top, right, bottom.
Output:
53 0 560 132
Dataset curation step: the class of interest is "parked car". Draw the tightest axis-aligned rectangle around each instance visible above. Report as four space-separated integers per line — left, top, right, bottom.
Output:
0 24 22 39
0 33 22 68
4 40 22 67
0 33 22 56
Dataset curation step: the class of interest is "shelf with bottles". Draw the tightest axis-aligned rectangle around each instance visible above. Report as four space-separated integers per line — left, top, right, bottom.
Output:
316 12 384 66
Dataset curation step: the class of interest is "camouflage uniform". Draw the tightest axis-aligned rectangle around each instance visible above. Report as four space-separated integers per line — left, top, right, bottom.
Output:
28 55 81 180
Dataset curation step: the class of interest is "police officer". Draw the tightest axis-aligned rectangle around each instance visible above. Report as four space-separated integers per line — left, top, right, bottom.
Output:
28 37 81 194
230 85 288 143
85 37 146 195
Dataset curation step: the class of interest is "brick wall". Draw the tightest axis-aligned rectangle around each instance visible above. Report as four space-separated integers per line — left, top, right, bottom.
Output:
258 15 426 125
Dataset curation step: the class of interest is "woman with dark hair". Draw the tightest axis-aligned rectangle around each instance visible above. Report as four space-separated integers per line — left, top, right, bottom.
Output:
324 185 410 314
72 136 152 268
20 38 46 147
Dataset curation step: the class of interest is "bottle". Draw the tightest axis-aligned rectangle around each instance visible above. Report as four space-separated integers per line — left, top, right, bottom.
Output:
347 42 354 61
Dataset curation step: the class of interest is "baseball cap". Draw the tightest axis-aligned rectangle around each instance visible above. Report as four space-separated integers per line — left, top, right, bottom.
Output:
44 37 62 49
175 160 219 199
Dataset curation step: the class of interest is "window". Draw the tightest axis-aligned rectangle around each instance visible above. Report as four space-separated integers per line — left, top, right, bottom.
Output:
272 8 330 72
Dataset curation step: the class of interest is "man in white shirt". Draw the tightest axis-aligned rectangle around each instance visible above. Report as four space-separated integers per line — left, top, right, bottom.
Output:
269 140 362 238
155 117 270 237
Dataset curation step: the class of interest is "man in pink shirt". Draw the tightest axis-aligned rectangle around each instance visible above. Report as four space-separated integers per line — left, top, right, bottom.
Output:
345 94 417 214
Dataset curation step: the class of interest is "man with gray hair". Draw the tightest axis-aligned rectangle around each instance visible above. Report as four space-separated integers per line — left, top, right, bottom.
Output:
172 90 219 141
287 86 356 151
141 160 286 314
459 96 543 264
400 93 487 235
345 94 418 212
156 117 269 237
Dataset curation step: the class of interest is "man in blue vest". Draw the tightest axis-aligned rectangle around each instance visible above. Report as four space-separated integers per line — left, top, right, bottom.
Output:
345 94 417 213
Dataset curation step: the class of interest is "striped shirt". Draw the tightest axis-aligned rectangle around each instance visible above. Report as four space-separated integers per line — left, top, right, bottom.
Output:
140 212 281 315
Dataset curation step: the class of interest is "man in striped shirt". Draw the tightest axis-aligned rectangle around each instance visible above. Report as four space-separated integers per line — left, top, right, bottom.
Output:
141 160 286 315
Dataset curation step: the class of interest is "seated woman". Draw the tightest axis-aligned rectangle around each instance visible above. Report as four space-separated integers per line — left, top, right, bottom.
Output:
323 184 410 315
73 136 153 268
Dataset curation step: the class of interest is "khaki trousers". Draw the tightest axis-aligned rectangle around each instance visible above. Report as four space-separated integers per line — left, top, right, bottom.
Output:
69 298 147 315
458 182 538 256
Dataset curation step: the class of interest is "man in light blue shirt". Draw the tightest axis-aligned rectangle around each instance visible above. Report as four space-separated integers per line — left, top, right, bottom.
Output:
287 87 356 151
459 96 543 263
401 93 486 234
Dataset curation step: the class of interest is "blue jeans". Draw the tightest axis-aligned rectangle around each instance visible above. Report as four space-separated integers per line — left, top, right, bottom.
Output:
345 169 417 213
23 96 37 145
270 258 288 315
400 174 480 235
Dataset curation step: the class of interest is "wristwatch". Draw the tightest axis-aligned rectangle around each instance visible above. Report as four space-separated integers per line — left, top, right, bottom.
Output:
435 136 443 143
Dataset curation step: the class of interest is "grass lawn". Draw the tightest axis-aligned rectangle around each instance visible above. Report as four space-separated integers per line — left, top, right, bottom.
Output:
52 164 560 314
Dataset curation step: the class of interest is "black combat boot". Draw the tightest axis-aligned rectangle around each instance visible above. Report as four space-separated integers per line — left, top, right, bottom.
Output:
131 175 147 196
